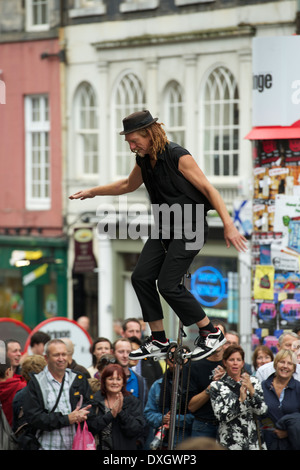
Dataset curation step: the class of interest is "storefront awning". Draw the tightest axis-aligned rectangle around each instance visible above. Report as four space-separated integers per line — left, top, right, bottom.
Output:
245 120 300 140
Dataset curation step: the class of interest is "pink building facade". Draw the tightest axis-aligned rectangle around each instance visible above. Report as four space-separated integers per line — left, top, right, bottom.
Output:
0 37 67 329
0 38 62 234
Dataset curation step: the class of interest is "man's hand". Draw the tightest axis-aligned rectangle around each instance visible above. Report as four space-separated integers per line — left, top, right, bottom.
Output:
163 411 171 426
224 222 248 252
274 429 288 439
69 189 94 200
69 405 91 424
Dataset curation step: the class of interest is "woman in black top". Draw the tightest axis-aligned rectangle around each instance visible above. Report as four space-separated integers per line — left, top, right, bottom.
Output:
88 364 145 450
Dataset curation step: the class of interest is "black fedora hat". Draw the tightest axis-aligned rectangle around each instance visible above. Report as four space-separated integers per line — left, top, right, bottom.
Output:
119 110 158 135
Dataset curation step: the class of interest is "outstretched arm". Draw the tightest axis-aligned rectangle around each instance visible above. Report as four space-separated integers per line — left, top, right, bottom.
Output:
178 154 248 252
69 163 143 200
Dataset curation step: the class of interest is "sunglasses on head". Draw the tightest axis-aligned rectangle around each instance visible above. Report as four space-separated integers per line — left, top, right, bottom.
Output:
99 356 117 367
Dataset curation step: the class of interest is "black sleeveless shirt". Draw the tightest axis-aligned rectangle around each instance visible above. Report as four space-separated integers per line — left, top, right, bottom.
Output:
136 142 212 242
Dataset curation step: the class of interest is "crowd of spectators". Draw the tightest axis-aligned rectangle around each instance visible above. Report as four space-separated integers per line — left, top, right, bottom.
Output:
1 316 300 451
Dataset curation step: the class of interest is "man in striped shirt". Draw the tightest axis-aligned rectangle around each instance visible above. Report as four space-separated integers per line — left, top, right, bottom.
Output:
23 339 92 450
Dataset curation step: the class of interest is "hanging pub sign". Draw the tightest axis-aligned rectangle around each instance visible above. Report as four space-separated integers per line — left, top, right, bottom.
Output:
73 227 97 273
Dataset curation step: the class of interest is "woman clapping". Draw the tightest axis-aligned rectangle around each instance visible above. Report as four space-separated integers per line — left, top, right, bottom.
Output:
210 345 267 450
88 364 146 450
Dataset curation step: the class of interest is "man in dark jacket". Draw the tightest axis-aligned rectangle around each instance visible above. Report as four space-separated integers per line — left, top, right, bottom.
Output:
23 339 93 450
113 338 148 408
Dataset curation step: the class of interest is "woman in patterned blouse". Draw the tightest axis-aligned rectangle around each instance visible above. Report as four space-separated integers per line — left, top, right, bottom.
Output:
210 345 268 450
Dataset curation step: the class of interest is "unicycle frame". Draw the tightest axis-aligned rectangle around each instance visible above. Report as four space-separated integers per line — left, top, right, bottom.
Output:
167 272 191 450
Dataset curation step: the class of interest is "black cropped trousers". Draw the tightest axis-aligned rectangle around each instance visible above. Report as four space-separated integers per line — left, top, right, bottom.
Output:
131 237 207 327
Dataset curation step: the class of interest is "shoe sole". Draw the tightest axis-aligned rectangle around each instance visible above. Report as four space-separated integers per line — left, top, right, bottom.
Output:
128 350 169 361
190 337 227 362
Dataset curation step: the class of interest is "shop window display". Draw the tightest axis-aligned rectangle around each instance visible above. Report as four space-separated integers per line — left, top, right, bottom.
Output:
252 139 300 349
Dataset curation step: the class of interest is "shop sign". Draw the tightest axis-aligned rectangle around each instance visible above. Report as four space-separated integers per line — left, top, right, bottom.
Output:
252 36 300 127
10 250 43 266
22 263 48 286
191 266 227 307
73 227 97 273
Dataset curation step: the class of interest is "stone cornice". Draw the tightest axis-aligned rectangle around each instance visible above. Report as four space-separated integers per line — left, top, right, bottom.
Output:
91 24 257 51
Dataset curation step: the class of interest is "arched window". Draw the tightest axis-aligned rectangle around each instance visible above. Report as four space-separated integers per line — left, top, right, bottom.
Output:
164 80 185 147
74 82 99 176
201 66 239 177
113 73 146 177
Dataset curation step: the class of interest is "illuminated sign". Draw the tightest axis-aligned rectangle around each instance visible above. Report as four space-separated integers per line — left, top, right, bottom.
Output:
191 266 228 307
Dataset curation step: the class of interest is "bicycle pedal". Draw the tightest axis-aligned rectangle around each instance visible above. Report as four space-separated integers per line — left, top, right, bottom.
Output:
181 351 192 359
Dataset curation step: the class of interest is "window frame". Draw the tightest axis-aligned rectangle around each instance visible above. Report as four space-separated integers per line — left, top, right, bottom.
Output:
69 0 106 18
74 82 99 179
200 66 240 179
119 0 159 13
25 0 50 32
112 72 146 179
163 80 185 148
25 94 51 211
175 0 215 5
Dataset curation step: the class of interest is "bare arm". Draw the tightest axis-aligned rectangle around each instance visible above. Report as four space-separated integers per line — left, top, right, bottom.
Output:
188 365 225 413
178 154 247 252
69 163 143 200
188 389 211 413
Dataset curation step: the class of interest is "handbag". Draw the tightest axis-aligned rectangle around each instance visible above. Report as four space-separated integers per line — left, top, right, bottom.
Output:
254 413 266 450
0 404 18 450
14 423 42 451
72 421 96 450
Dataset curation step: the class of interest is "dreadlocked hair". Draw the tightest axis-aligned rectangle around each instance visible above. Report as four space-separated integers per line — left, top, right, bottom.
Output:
138 122 169 159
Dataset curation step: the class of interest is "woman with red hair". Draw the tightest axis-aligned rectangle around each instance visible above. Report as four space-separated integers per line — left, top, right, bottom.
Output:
88 363 146 450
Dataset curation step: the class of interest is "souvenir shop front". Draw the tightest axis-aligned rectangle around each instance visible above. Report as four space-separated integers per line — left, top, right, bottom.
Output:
246 36 300 353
